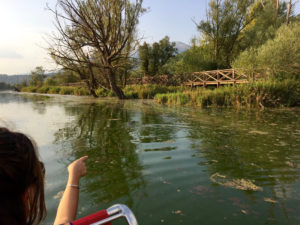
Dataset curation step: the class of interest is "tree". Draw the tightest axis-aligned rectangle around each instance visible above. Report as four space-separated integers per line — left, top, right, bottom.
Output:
48 0 144 99
148 42 160 75
239 1 287 49
233 22 300 79
157 36 178 72
138 42 150 75
29 66 46 87
197 0 254 67
138 36 177 76
162 44 217 74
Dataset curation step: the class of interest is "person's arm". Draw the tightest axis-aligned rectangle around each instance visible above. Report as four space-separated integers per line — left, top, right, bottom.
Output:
54 156 88 225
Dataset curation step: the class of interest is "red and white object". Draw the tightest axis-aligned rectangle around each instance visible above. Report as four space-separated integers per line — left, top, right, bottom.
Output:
71 204 138 225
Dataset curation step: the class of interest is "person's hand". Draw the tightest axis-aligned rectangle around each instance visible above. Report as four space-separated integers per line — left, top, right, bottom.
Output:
67 156 88 185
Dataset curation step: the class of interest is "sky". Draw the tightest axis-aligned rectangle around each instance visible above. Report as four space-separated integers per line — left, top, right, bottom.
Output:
0 0 299 75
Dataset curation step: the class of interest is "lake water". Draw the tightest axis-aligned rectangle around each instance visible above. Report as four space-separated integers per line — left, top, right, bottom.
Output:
1 91 300 225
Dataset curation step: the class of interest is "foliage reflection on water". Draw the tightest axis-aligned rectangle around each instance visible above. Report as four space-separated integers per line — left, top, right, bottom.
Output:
54 102 146 208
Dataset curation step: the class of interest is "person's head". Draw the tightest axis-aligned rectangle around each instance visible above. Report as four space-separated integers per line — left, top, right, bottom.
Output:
0 127 46 225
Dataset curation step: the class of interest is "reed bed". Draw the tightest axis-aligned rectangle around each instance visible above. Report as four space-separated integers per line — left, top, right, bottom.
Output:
154 80 300 108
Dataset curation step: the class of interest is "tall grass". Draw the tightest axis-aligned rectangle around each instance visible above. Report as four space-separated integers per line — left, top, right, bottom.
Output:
21 86 90 96
20 81 300 108
154 80 300 108
123 84 186 99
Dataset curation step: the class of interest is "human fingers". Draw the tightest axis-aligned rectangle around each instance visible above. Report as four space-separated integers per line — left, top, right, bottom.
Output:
68 156 88 179
79 156 88 162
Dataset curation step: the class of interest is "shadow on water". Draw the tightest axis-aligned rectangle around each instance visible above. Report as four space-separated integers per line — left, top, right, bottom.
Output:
54 102 146 208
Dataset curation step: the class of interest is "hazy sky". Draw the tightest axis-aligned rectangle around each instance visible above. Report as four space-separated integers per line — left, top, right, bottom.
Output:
0 0 298 75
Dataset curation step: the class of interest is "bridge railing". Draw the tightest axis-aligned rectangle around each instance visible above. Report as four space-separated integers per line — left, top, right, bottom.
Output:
184 69 249 87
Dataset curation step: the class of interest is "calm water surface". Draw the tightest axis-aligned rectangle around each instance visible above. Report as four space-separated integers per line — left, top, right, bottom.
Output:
1 91 300 225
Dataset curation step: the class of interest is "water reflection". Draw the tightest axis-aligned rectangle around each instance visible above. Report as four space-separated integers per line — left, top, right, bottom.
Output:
1 92 300 225
0 92 51 114
139 108 177 144
54 102 146 207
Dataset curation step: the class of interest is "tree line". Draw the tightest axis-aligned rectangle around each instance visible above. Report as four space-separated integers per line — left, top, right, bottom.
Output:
22 0 300 99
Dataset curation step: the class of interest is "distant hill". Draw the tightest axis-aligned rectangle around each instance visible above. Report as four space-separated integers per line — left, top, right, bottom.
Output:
0 73 55 85
174 41 190 53
0 74 30 85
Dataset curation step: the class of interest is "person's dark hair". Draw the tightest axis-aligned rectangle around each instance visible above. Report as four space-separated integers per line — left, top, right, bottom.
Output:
0 127 46 225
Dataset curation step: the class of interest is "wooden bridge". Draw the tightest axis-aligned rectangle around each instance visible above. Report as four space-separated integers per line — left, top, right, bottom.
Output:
184 69 249 87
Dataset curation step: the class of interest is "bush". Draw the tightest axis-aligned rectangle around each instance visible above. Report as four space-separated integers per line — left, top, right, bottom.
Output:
95 88 113 97
37 86 50 93
233 22 300 79
44 77 58 86
73 87 89 96
48 86 61 94
59 87 75 95
21 86 37 93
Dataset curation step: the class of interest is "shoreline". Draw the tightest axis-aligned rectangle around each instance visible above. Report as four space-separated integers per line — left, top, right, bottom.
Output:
5 80 300 110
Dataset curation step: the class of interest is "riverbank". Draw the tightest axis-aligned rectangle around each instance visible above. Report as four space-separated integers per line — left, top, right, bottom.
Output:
155 80 300 108
20 80 300 108
21 84 186 99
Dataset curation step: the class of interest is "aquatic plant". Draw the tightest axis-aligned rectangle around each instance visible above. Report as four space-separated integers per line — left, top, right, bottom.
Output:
210 173 263 191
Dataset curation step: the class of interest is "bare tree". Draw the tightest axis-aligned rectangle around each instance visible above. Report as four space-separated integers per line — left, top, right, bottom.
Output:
48 0 144 99
48 27 101 97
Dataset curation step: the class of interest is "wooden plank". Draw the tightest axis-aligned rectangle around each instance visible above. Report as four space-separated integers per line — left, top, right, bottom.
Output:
218 71 234 81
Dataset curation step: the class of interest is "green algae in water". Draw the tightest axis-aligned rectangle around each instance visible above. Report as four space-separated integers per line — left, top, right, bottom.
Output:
210 173 263 191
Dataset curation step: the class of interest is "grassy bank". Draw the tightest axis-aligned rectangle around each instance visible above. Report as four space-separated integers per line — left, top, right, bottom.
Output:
20 81 300 108
154 80 300 108
21 84 186 98
123 85 186 99
21 86 90 96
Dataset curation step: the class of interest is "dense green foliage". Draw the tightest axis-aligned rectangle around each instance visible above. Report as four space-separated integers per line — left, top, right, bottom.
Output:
155 80 300 108
162 44 217 74
197 0 254 67
138 36 177 76
233 22 300 79
156 0 297 74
